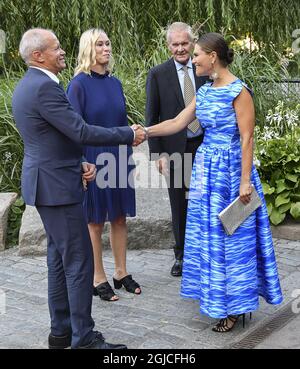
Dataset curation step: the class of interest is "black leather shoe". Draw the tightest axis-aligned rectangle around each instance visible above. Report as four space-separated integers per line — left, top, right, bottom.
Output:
78 332 127 349
48 333 72 349
170 259 183 277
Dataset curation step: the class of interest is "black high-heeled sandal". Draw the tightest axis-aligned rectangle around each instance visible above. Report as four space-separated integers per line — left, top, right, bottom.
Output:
113 275 141 294
93 281 119 301
212 313 252 333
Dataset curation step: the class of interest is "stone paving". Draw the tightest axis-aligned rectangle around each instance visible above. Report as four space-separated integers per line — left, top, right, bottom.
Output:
0 238 299 349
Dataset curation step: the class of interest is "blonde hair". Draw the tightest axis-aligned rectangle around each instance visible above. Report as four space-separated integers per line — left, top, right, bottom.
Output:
74 28 113 76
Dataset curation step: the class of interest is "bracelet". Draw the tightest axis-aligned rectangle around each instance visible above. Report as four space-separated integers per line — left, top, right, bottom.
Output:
143 126 149 140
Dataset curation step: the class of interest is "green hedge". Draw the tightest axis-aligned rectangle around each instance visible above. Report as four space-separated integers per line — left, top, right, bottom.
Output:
255 101 300 224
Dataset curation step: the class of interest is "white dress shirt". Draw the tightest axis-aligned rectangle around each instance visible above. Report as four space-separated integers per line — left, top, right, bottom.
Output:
30 66 60 84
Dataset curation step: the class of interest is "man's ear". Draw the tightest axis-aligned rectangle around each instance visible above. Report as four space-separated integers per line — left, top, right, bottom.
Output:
32 50 44 63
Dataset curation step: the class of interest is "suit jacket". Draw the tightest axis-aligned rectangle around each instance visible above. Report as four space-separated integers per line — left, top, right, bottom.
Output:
12 68 134 206
145 58 207 158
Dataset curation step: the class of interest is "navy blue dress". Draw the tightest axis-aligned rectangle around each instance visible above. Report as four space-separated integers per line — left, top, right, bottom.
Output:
67 71 136 223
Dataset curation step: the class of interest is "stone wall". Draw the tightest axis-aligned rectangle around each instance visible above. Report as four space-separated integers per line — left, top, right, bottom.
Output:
0 193 18 250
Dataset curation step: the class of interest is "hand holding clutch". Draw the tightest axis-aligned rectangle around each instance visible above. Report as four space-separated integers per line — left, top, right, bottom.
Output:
218 185 262 236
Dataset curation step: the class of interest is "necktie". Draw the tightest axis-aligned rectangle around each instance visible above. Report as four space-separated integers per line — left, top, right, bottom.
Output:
183 65 201 134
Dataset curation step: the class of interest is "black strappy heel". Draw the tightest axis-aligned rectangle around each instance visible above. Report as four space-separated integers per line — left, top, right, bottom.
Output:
212 312 252 333
242 312 252 328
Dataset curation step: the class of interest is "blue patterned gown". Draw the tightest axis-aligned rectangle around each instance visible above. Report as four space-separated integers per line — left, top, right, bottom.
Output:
181 79 283 319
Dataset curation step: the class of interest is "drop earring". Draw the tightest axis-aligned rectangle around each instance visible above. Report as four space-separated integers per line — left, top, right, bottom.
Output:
211 61 218 80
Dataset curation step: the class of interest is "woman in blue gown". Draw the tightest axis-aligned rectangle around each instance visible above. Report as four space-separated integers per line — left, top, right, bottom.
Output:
145 33 283 332
67 29 141 301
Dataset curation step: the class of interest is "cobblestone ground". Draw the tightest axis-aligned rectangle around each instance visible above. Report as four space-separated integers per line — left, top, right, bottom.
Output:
0 238 299 349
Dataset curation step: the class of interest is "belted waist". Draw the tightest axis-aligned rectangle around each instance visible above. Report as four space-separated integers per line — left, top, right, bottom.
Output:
202 134 240 148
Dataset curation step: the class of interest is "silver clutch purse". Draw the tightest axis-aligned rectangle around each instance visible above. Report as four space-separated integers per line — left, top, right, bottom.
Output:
218 186 262 236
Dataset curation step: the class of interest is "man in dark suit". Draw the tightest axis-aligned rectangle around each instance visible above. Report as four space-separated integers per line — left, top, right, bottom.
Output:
12 28 145 349
146 22 207 277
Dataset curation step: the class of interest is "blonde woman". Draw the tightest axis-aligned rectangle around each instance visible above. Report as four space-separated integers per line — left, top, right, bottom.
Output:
67 29 141 301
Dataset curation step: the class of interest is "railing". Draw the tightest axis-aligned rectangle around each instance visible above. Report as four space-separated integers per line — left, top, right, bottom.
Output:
260 78 300 95
277 79 300 94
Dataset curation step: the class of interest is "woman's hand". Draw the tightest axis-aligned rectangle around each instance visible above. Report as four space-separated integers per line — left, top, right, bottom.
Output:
239 182 253 204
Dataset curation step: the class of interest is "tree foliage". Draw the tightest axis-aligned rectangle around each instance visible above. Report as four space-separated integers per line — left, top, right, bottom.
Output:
0 0 299 70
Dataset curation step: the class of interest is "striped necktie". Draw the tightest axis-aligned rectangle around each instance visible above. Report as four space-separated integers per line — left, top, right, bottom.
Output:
183 65 201 134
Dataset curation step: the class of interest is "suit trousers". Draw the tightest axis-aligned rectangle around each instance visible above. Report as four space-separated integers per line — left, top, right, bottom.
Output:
36 203 96 348
167 136 203 260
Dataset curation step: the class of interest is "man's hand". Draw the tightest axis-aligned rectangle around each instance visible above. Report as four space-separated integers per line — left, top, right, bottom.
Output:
132 124 146 146
155 157 169 177
82 162 96 183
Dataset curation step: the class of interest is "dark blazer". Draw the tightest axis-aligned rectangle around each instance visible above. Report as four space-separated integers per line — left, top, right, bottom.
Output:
145 58 207 157
12 68 134 206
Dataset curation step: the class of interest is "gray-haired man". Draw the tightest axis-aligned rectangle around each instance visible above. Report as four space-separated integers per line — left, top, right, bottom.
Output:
12 28 145 349
146 22 208 276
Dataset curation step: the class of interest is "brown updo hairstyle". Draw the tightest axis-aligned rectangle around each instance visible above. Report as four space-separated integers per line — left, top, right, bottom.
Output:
196 32 234 67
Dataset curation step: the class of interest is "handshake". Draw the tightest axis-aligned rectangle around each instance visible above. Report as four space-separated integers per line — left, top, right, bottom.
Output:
131 124 149 146
82 124 149 187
